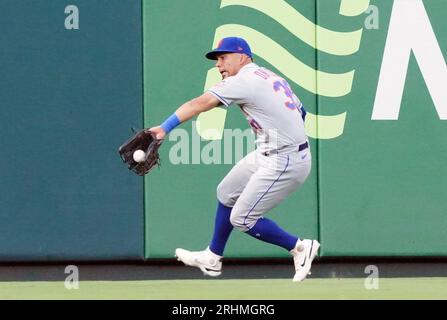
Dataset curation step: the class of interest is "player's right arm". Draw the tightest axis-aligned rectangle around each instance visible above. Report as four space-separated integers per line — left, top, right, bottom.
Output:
149 92 221 139
176 92 222 122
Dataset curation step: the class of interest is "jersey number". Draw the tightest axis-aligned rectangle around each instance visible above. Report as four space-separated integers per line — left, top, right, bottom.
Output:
273 80 298 110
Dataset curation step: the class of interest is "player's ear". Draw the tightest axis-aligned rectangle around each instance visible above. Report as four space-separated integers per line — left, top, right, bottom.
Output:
240 53 252 64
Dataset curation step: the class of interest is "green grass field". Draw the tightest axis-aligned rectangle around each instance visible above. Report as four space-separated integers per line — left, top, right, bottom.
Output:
0 278 446 299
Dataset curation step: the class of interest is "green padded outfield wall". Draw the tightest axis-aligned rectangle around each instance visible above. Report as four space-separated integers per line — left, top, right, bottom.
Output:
0 0 445 262
143 0 319 258
317 0 447 256
0 0 144 260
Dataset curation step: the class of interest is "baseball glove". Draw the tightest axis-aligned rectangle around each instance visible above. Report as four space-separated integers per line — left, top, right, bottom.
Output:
118 129 163 176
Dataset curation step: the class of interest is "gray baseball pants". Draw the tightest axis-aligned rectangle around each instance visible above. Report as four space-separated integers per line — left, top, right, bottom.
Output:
216 147 312 232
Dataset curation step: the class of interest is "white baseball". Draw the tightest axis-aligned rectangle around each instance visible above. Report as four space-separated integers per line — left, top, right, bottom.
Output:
133 149 146 163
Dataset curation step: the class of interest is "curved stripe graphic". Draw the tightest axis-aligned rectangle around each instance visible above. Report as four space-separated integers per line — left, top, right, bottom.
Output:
196 107 227 140
339 0 371 16
305 112 346 140
204 67 222 92
215 24 354 97
221 0 363 56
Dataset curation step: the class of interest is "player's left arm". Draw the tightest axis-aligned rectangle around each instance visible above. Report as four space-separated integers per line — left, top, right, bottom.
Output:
150 92 221 139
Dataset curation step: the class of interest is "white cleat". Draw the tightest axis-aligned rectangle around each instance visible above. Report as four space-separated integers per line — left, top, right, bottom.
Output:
175 247 222 277
291 239 320 282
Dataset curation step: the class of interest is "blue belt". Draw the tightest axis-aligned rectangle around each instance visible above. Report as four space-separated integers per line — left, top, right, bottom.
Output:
298 141 309 151
263 142 308 156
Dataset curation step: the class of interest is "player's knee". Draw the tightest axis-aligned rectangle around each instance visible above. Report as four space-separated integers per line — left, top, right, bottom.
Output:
216 182 235 207
229 212 247 232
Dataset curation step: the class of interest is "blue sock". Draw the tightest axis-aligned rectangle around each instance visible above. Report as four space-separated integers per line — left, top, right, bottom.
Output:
209 202 234 256
246 217 298 251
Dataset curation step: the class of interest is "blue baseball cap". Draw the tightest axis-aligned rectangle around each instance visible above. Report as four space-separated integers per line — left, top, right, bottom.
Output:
205 37 252 60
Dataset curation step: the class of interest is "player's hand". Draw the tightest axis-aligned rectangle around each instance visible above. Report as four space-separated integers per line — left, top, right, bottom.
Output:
148 126 166 140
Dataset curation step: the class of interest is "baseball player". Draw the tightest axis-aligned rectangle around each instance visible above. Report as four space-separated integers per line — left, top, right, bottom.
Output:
149 37 319 281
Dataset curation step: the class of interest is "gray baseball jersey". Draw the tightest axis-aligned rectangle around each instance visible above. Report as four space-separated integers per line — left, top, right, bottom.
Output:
208 63 307 154
208 63 312 231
